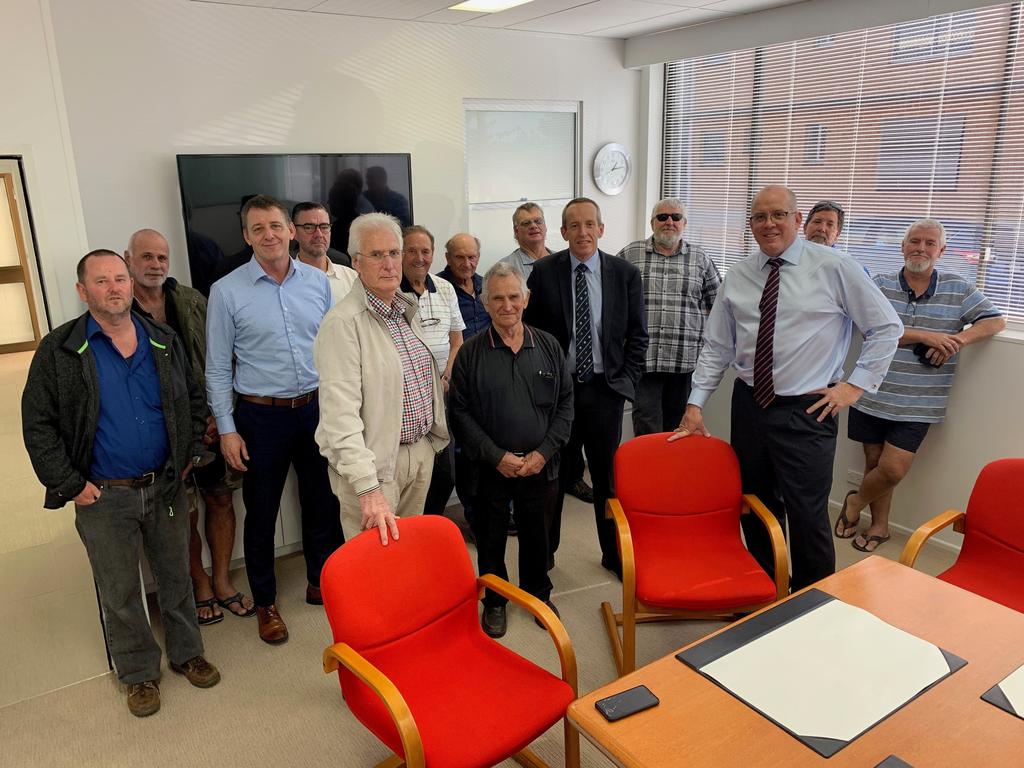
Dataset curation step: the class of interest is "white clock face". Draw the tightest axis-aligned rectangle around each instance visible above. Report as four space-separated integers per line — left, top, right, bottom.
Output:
594 143 630 195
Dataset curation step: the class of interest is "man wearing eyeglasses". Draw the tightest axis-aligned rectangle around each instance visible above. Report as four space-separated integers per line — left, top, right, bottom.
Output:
315 213 448 547
206 195 343 645
671 185 901 591
401 225 465 519
618 198 721 436
291 202 356 304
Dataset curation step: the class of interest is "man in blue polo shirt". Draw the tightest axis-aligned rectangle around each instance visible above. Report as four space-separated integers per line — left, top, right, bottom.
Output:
22 250 218 717
836 218 1005 552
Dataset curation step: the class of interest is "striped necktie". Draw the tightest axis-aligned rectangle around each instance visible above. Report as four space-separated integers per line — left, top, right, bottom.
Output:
753 258 783 408
574 263 594 383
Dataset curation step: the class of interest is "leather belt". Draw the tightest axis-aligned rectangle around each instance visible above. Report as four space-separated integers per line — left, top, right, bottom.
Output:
97 471 157 489
238 389 318 408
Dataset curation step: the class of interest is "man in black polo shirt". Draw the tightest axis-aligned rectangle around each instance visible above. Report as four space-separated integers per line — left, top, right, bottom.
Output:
450 262 573 638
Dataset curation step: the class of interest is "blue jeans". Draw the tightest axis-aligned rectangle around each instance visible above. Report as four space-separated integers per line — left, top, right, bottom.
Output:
75 469 203 684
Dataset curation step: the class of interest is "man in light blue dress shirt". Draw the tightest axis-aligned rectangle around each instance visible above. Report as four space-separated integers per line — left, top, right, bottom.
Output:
672 185 902 590
206 195 343 645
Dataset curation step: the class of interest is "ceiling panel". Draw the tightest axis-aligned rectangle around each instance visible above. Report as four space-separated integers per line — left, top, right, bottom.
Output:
705 0 795 12
509 0 691 34
193 0 325 9
461 0 593 29
311 0 452 20
588 6 732 37
417 8 489 23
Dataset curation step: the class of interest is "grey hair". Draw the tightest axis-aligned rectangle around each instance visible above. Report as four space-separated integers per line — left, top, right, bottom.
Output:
348 212 403 257
903 218 947 248
651 198 687 219
481 261 529 305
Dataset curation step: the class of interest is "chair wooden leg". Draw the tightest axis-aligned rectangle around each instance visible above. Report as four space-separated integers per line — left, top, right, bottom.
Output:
513 747 550 767
375 757 405 768
564 718 581 768
622 597 636 676
601 601 624 675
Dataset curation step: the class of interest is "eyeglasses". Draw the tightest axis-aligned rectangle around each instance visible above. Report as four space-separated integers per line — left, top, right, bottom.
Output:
355 249 402 262
749 210 794 226
296 223 332 233
515 217 545 228
654 213 684 222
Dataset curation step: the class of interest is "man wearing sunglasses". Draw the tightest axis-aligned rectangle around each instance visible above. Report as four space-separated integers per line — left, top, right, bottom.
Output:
292 202 356 304
618 199 721 435
671 185 901 592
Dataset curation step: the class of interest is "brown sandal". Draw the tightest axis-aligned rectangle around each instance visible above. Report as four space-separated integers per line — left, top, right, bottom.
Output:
834 490 860 539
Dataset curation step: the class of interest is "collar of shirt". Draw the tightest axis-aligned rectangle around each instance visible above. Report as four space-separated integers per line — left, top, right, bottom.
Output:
86 312 144 347
365 289 407 321
400 274 437 295
756 237 803 269
569 250 602 276
244 254 296 284
487 324 536 351
899 268 938 300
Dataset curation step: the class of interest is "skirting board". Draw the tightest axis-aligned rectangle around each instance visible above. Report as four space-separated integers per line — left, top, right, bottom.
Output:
827 498 962 556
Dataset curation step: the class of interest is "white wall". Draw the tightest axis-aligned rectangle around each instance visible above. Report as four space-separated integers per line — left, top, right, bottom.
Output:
1 0 89 325
46 0 641 305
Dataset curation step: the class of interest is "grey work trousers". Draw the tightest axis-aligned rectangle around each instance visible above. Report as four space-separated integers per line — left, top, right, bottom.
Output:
74 470 204 684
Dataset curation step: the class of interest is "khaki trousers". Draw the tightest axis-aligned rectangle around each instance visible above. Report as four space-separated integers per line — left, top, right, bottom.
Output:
331 437 436 540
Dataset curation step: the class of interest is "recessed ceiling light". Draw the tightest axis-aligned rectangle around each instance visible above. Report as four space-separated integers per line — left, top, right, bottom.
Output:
449 0 534 13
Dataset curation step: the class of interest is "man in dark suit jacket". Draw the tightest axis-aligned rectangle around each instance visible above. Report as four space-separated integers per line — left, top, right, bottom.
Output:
524 197 648 577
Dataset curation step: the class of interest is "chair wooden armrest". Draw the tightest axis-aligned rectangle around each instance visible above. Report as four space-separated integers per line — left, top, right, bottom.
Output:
605 498 636 592
323 642 425 768
900 509 965 568
477 574 578 694
742 494 789 599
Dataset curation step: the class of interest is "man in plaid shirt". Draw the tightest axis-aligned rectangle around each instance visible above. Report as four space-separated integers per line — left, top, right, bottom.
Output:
617 198 721 435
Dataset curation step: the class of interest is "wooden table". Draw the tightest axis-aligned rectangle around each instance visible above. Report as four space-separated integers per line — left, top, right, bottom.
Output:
569 556 1024 767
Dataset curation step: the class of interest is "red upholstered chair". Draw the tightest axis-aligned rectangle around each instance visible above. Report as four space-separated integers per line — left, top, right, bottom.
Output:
602 434 788 676
900 458 1024 613
321 515 580 768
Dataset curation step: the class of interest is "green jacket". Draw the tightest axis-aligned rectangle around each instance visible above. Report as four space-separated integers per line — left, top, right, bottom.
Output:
165 277 209 395
21 311 207 509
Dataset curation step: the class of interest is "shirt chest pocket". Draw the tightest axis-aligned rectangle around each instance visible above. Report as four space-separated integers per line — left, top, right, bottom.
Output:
533 371 557 408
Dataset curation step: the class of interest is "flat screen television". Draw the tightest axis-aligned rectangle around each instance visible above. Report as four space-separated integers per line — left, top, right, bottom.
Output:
176 153 413 295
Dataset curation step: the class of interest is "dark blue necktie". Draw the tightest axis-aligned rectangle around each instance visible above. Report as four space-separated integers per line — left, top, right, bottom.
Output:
574 263 593 383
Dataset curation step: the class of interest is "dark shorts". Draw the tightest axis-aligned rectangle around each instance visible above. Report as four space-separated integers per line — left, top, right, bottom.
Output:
848 407 931 453
190 450 242 497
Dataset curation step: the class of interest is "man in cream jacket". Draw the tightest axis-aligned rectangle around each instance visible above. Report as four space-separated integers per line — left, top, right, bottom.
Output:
315 213 448 545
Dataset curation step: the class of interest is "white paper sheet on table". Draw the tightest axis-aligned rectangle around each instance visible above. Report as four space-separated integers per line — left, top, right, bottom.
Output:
701 598 952 742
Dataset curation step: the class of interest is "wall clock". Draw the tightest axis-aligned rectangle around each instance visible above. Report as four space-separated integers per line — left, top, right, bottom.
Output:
593 142 631 196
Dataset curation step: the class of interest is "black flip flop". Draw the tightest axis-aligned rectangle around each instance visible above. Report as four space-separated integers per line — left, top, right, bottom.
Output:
834 490 859 539
852 533 891 553
217 592 257 618
195 597 224 626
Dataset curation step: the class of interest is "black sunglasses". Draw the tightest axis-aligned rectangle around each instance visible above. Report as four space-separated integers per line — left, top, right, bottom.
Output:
655 213 684 222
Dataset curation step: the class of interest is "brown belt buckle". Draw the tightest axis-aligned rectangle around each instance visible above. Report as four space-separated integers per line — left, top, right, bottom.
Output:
290 394 304 408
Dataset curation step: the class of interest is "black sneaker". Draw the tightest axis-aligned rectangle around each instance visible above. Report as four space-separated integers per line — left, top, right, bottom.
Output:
534 600 560 629
481 605 507 638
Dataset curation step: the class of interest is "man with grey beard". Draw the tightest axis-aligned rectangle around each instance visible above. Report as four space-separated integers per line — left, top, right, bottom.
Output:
617 198 721 435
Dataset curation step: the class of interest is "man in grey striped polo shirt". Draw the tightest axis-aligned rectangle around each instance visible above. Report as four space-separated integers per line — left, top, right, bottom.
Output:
836 218 1005 552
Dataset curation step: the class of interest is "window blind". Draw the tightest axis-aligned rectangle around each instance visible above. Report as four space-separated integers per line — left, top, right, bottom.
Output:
663 3 1024 321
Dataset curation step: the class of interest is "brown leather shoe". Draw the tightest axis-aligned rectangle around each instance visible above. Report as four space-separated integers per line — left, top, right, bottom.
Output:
126 680 160 717
305 584 323 606
257 604 289 644
170 655 221 688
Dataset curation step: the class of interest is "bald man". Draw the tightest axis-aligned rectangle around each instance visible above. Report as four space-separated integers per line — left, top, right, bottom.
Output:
126 229 253 625
672 185 902 590
438 233 490 338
